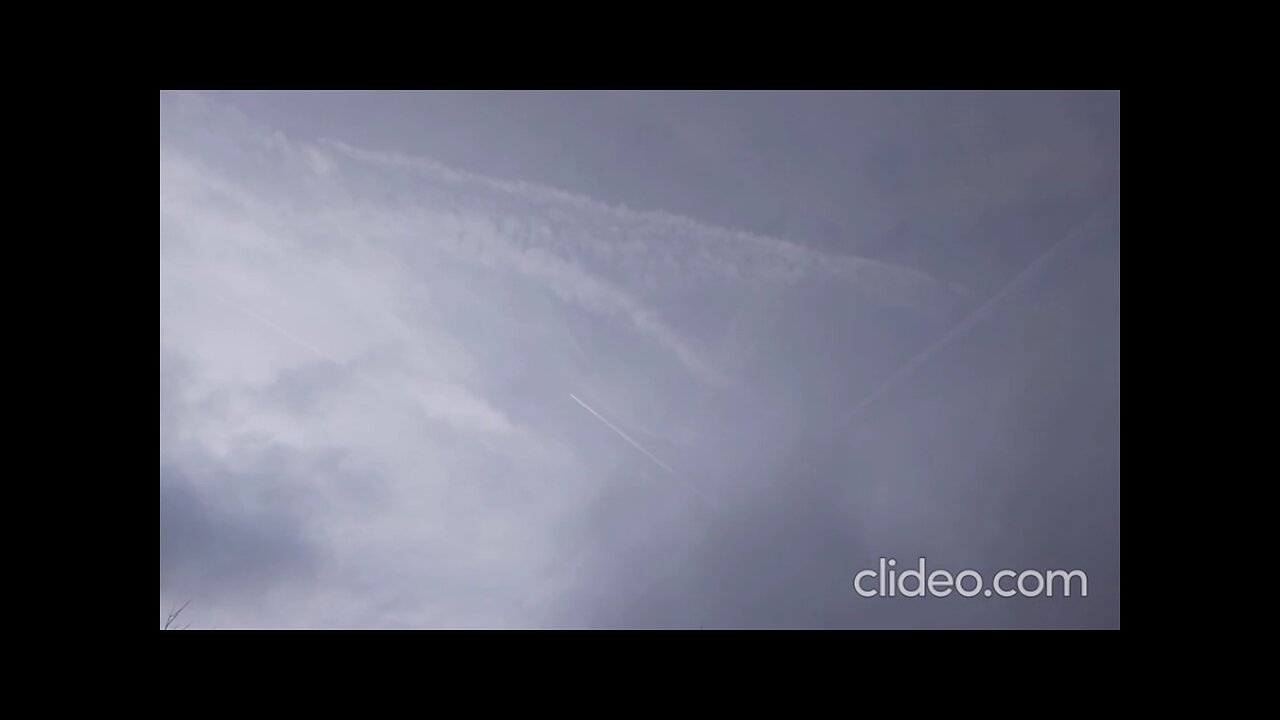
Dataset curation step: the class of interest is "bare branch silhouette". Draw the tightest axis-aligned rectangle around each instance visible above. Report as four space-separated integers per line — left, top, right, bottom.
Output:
162 600 192 630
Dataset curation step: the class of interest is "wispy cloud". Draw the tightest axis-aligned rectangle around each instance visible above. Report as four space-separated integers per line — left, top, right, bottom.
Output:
159 91 990 629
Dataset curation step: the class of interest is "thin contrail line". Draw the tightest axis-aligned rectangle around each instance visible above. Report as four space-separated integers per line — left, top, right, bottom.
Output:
573 392 716 504
206 290 405 407
843 210 1110 426
210 292 345 367
570 393 676 475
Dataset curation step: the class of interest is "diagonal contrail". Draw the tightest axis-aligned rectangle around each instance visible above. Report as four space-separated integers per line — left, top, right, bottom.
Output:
210 291 346 366
843 209 1111 426
570 393 676 475
205 289 413 411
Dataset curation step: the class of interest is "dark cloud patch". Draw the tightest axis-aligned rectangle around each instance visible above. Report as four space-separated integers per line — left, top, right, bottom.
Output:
159 460 323 602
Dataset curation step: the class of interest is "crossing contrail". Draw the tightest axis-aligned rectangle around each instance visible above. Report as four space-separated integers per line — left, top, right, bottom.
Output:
570 393 676 475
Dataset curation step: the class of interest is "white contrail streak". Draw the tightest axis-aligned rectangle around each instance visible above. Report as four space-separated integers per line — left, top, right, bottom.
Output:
210 291 345 367
570 393 676 475
843 209 1111 426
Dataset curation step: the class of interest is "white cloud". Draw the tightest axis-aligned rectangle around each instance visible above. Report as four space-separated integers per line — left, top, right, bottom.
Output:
159 91 958 628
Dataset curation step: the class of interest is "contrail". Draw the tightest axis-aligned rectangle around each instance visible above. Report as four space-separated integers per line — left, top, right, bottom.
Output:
843 209 1111 426
570 393 676 475
205 290 408 408
210 291 345 367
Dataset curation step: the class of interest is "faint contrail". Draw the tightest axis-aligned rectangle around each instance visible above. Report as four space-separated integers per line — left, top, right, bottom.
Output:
570 393 676 475
206 290 406 408
843 209 1111 426
210 291 345 366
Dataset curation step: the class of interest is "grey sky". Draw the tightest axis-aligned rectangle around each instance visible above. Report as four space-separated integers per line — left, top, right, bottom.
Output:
159 90 1120 629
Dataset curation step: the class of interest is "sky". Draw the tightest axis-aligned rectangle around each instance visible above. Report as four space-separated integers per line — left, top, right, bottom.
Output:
159 90 1120 629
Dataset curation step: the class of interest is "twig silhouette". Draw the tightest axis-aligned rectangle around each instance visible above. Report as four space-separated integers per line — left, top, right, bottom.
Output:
162 600 192 630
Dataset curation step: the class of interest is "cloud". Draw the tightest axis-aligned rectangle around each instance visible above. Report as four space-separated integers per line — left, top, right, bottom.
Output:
159 91 1118 628
161 92 956 627
322 137 960 317
159 460 322 603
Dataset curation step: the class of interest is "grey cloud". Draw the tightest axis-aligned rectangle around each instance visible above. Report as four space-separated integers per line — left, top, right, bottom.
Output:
556 213 1119 629
160 90 1119 629
159 460 321 602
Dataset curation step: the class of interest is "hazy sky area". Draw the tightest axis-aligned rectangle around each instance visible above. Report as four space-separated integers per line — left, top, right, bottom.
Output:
159 90 1120 629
